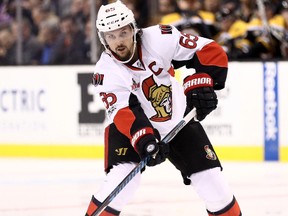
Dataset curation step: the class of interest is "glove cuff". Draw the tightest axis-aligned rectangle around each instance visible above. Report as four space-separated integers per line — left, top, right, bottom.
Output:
135 134 158 158
183 73 213 95
131 127 154 150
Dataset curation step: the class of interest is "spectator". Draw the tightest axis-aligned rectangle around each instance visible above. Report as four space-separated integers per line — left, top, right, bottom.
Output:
202 0 222 14
49 15 86 64
199 0 222 37
154 0 180 25
158 0 178 16
31 3 59 35
240 0 280 59
0 28 16 65
37 19 60 64
5 0 38 35
270 0 288 58
238 0 256 22
70 0 90 31
280 0 288 58
0 1 13 29
160 0 213 38
10 18 43 64
214 4 249 60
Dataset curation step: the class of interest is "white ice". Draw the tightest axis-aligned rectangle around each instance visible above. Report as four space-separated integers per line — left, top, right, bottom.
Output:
0 158 287 216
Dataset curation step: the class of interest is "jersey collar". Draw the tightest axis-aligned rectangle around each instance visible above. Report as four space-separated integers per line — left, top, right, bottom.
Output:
125 43 145 71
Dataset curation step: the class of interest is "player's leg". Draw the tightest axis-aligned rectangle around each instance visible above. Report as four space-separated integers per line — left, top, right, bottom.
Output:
190 167 241 215
85 123 142 216
86 195 120 216
169 121 242 215
86 163 141 216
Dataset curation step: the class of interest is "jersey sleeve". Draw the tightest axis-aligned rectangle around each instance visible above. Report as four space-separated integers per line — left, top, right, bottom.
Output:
175 40 228 90
93 54 155 148
143 25 228 90
93 56 130 121
172 26 228 90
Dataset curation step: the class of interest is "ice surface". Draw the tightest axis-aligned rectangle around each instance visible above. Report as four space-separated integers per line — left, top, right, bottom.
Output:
0 158 287 216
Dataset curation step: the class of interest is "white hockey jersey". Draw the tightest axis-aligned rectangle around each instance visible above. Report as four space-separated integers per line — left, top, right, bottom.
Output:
93 24 228 141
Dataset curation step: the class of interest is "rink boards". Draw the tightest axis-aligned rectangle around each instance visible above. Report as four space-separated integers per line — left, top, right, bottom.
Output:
0 62 287 161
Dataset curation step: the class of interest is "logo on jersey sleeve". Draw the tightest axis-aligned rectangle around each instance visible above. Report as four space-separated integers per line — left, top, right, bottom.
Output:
99 92 117 117
92 73 104 86
142 75 172 122
159 24 172 34
204 145 217 160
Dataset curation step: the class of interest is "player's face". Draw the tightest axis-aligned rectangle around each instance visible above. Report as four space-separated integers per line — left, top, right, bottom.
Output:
104 25 134 61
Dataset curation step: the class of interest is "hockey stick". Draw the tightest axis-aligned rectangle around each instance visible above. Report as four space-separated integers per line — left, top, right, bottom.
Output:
92 108 197 216
256 0 270 36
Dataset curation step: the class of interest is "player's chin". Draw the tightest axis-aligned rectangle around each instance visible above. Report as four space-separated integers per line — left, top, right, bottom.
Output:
116 47 131 57
117 53 131 61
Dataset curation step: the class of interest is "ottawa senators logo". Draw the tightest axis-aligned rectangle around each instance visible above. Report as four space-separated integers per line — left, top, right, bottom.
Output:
92 73 104 86
142 76 172 122
204 145 217 160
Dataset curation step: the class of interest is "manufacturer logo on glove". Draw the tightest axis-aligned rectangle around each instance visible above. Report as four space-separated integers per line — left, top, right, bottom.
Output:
183 77 212 90
131 127 154 148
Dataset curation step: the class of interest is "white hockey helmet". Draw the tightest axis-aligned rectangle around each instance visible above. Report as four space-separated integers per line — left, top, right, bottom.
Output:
96 0 136 33
96 0 138 63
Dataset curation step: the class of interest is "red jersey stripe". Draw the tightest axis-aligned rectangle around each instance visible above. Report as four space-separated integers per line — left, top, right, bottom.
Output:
114 107 135 139
196 41 228 68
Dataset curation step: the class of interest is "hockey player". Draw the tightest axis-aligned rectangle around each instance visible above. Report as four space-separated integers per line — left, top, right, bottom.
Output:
85 1 242 215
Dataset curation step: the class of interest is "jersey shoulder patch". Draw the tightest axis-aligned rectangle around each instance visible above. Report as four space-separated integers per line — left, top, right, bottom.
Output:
92 73 104 86
159 24 173 34
93 53 131 92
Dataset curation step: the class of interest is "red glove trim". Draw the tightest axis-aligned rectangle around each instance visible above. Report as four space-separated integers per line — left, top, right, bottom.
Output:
183 73 213 95
131 127 154 149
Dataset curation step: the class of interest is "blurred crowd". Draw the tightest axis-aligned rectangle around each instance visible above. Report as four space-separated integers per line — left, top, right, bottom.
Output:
0 0 287 66
156 0 288 61
0 0 101 65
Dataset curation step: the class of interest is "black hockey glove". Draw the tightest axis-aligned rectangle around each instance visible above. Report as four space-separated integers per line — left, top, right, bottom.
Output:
133 129 169 167
183 73 218 121
147 141 170 167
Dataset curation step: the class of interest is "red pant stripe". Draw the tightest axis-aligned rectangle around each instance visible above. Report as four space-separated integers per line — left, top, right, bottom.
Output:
85 196 120 216
207 196 241 216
